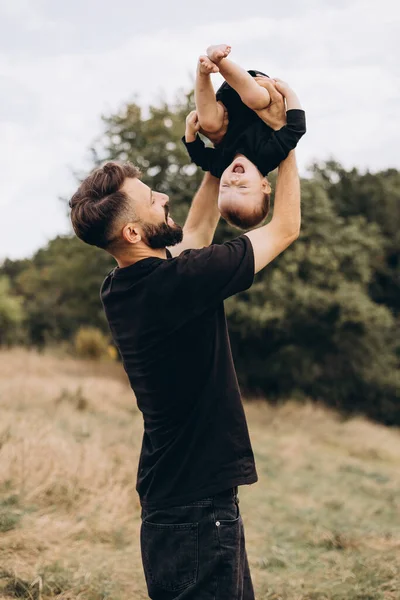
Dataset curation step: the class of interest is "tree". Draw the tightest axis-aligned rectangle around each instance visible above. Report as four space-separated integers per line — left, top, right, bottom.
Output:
1 91 398 423
11 236 113 347
311 161 400 315
226 178 399 423
0 276 25 345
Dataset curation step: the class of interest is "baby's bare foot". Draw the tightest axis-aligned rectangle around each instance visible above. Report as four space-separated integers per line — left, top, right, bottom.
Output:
198 55 219 75
206 44 231 64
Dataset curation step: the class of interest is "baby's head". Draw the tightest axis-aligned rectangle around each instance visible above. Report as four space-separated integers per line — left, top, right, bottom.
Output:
218 155 271 229
218 156 271 229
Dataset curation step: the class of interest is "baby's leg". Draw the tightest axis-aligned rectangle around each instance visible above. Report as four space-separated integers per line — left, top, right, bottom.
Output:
195 56 225 133
207 44 270 110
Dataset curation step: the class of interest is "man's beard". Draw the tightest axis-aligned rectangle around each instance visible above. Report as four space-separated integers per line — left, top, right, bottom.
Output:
141 220 183 249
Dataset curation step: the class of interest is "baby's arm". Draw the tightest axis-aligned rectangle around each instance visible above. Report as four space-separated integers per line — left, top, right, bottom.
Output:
183 111 219 174
195 56 226 133
207 44 270 111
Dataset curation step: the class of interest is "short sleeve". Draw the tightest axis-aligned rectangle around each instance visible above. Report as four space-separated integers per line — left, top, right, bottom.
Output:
173 235 255 314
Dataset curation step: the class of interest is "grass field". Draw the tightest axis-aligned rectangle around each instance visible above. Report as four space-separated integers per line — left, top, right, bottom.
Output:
0 348 399 600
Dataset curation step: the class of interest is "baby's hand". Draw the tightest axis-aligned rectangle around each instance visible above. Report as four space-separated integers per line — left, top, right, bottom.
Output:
185 111 200 142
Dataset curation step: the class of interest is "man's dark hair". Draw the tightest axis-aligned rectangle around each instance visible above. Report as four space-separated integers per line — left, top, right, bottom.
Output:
69 161 141 250
223 192 270 230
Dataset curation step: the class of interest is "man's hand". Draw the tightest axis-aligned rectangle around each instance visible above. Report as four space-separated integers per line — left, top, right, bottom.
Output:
273 78 303 111
253 77 286 131
185 111 200 143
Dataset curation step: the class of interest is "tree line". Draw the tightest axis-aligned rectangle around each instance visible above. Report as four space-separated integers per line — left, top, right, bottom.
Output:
1 90 399 423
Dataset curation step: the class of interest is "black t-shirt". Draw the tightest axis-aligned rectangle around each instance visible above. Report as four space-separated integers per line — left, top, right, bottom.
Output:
182 70 307 178
100 235 258 509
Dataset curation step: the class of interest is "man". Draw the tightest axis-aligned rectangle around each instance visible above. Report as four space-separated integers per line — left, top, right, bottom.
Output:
69 78 301 600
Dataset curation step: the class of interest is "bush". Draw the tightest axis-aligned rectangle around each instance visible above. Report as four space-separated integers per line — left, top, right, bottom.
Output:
0 276 25 346
73 327 110 360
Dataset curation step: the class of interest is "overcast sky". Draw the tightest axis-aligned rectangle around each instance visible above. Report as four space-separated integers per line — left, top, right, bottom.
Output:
1 0 399 261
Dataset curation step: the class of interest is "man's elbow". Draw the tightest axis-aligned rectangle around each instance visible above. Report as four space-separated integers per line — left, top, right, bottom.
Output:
283 226 300 248
291 226 301 240
274 219 301 243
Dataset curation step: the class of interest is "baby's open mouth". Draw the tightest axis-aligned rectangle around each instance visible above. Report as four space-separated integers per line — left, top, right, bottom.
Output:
232 163 245 174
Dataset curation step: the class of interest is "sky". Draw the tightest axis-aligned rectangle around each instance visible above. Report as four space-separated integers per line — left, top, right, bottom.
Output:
0 0 399 261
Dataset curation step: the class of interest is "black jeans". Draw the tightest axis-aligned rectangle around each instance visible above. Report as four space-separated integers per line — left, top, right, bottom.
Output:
140 486 255 599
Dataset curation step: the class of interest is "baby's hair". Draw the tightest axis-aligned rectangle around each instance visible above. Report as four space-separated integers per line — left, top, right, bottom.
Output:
223 192 270 230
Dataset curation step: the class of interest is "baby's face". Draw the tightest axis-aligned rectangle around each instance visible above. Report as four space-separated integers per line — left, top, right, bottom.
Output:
218 156 270 227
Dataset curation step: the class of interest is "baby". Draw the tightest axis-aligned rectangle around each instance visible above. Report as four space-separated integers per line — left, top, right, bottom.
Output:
183 44 306 229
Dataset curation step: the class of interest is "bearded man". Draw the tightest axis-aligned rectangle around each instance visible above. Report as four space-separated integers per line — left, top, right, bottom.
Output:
69 78 301 600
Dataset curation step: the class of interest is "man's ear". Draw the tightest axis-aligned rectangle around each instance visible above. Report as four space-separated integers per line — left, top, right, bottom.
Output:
261 177 271 195
122 223 142 245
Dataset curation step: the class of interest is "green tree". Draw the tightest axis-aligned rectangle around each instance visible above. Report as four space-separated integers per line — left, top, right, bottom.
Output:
1 91 398 423
0 276 25 345
11 237 113 347
226 179 399 423
311 161 400 315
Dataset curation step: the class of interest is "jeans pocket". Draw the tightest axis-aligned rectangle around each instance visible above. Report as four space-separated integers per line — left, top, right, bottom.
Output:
141 520 199 592
214 496 242 552
214 493 240 523
214 497 243 591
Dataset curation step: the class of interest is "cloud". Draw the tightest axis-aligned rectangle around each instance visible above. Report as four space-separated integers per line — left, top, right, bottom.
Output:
0 0 399 259
0 0 59 32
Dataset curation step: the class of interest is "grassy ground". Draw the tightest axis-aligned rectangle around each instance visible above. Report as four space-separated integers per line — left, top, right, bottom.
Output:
0 348 399 600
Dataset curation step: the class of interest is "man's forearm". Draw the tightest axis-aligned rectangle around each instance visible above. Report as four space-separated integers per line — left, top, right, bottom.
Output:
244 150 300 273
271 151 301 237
285 90 302 111
183 172 220 246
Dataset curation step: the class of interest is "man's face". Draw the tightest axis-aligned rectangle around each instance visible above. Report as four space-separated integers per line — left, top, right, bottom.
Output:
120 177 183 249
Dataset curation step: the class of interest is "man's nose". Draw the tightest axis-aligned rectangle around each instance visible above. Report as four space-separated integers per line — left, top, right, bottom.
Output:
160 193 169 205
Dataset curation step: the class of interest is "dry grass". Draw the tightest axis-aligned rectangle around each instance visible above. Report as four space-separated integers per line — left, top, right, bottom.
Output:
0 348 399 599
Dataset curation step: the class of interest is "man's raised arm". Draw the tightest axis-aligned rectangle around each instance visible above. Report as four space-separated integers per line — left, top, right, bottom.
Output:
168 110 221 257
245 79 302 273
245 151 300 273
167 171 220 257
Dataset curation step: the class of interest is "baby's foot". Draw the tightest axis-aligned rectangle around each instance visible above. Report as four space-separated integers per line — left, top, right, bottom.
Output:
206 44 231 64
198 55 219 74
